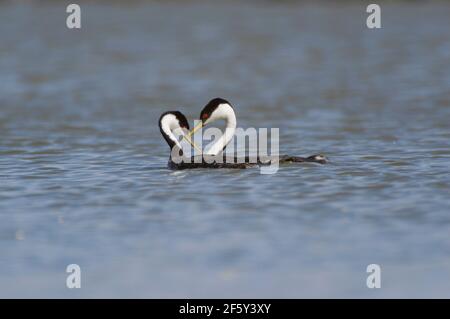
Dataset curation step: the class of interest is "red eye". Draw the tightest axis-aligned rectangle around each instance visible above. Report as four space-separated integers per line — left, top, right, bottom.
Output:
202 113 209 120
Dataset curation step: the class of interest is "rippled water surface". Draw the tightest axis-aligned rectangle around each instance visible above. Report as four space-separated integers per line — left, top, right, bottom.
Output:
1 1 450 297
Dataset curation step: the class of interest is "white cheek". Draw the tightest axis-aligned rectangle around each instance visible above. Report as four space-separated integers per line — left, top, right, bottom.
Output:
161 124 172 138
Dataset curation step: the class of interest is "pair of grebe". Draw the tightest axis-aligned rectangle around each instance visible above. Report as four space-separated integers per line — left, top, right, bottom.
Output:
159 98 327 169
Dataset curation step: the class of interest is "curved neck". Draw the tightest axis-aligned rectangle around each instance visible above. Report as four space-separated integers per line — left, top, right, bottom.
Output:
159 118 184 156
205 111 236 156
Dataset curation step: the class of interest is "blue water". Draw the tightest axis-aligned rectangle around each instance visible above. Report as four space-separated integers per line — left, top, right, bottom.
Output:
1 1 450 297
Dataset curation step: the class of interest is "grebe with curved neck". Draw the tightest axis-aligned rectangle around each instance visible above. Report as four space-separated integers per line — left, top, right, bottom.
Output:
158 111 189 156
158 99 328 169
189 98 328 165
200 98 237 156
159 110 247 169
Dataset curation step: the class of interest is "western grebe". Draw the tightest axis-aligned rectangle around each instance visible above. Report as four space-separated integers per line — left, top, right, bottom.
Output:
188 98 328 165
159 111 248 169
159 100 327 169
159 111 190 154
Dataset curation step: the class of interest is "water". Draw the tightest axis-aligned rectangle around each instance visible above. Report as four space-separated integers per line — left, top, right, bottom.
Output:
1 1 450 298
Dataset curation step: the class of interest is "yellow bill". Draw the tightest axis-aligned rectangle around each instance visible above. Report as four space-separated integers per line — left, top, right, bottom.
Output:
187 121 203 137
182 133 202 153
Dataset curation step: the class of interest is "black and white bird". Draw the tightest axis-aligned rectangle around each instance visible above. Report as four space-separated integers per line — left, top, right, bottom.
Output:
158 98 328 169
158 110 247 169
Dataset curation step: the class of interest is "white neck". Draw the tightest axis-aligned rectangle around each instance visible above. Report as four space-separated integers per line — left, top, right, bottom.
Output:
161 114 183 150
205 105 236 155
